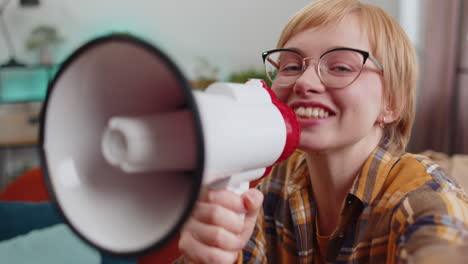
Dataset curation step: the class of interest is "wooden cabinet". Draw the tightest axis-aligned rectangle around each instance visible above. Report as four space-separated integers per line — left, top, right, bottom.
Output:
0 102 42 190
0 102 41 146
0 65 53 190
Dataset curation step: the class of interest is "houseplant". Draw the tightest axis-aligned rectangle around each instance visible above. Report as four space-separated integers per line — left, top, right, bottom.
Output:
227 68 271 87
25 25 64 65
191 57 220 90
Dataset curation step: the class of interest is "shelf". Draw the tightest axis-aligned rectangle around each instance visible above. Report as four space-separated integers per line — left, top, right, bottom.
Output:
0 65 57 103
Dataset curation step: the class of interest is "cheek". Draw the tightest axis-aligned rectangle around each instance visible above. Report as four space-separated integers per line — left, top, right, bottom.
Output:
337 82 384 120
271 86 292 103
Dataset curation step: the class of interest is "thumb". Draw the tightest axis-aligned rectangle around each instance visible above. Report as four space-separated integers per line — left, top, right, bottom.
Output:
240 188 263 240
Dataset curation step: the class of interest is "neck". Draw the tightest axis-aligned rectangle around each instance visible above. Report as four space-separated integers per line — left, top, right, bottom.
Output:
305 131 382 235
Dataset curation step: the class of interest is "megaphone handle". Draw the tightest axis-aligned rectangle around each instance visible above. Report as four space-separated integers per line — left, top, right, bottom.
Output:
209 179 250 219
208 167 265 193
208 176 251 195
226 181 250 196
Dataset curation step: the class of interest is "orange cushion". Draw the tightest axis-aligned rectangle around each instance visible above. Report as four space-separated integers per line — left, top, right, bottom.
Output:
0 167 50 202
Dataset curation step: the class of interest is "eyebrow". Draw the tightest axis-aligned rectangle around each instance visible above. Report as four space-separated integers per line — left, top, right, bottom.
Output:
283 47 305 57
284 45 360 57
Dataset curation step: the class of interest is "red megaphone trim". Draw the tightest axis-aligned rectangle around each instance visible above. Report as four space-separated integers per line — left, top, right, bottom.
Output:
248 79 301 164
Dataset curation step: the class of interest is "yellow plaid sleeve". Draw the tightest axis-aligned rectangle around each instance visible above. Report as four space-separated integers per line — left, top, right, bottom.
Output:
390 179 468 263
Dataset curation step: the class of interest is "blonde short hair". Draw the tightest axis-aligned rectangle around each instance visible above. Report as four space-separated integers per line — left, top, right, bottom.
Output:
277 0 418 155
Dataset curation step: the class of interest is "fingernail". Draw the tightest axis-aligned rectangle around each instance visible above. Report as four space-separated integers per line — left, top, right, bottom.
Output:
247 190 262 205
208 191 215 202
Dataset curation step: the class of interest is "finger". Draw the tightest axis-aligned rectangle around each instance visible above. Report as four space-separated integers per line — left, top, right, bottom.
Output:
192 202 245 234
185 218 245 251
179 230 239 264
199 188 246 214
240 188 264 240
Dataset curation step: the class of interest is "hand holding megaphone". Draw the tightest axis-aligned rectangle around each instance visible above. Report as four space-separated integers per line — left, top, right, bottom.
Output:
40 34 299 256
178 187 264 264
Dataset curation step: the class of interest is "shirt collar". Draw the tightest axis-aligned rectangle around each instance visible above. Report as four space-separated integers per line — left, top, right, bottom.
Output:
348 144 399 206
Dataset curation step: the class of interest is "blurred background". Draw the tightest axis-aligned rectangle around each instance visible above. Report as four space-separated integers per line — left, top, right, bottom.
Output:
0 0 466 190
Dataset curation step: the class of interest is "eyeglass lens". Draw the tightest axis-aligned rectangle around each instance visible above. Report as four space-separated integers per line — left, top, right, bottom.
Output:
265 50 365 88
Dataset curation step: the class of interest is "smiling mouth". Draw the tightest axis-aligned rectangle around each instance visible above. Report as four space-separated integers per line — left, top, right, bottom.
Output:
293 106 332 119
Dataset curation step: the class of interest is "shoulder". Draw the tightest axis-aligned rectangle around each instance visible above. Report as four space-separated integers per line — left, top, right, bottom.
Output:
373 152 467 221
386 155 468 259
384 153 464 198
386 153 468 222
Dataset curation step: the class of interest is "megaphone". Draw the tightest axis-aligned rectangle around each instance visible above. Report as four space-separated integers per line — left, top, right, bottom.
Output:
39 34 300 257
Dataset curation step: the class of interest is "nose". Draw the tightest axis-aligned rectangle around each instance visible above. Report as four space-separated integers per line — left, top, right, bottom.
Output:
293 64 326 96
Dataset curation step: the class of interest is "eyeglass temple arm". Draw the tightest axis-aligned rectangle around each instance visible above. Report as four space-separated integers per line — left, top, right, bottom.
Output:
368 54 383 71
266 57 280 69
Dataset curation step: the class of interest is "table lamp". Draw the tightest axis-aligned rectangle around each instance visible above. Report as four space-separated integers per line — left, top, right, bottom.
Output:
0 0 40 68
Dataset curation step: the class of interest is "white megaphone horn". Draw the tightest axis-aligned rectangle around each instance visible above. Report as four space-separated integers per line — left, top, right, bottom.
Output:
39 34 300 257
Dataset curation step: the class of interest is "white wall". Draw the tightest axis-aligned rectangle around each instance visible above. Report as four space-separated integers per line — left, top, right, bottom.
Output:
399 0 426 54
0 0 425 187
0 0 408 80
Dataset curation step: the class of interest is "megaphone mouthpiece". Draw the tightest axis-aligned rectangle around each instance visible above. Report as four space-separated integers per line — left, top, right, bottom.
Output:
102 110 197 173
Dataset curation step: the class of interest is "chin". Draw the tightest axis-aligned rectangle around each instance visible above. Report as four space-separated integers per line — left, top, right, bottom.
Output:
297 138 331 153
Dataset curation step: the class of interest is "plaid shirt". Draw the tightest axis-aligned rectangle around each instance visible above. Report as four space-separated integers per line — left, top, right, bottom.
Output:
240 146 468 264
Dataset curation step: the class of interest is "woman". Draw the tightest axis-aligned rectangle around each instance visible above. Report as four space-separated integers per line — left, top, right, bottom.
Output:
177 0 468 263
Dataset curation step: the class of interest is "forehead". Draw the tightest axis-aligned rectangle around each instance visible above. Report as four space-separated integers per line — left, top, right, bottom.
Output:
283 13 371 56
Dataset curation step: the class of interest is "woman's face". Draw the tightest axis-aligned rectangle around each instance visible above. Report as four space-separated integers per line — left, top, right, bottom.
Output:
273 13 385 153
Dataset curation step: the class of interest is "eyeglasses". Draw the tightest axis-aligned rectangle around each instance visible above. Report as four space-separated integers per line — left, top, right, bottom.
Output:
262 47 383 89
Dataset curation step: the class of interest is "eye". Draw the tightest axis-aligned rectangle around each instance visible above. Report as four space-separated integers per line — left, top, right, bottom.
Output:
279 63 302 73
330 64 353 72
323 62 362 76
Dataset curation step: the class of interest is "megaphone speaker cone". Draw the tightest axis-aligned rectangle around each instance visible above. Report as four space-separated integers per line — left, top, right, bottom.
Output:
39 34 204 256
40 34 301 257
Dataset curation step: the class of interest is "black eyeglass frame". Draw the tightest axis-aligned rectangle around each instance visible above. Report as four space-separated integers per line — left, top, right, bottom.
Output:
262 47 383 88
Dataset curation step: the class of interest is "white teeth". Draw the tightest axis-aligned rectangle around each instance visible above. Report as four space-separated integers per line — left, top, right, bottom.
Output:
312 108 319 118
318 108 325 118
294 107 331 119
297 107 305 116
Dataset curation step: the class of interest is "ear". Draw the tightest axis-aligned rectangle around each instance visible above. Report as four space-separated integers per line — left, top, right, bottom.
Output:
378 89 400 126
378 106 398 125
